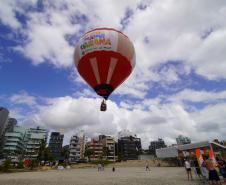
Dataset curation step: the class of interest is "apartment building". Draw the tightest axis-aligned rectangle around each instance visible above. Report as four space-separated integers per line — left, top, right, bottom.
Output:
24 127 48 159
86 138 103 161
99 135 116 161
69 131 86 163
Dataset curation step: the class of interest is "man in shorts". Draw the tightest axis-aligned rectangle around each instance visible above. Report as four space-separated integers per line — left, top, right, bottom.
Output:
206 158 221 185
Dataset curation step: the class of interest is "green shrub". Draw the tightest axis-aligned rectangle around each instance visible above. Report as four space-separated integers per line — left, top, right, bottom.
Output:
17 161 24 169
58 161 67 167
3 160 12 172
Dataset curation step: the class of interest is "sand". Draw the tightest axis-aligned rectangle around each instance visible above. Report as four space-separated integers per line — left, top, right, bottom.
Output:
0 167 202 185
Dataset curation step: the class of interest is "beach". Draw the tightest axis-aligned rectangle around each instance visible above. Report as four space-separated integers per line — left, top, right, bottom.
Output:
0 167 201 185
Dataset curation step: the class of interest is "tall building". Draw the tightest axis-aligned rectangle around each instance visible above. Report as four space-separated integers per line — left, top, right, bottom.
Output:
5 118 17 132
3 125 26 160
176 135 191 145
118 135 142 161
99 135 116 161
0 107 9 154
24 127 48 159
86 138 103 161
149 138 166 155
69 131 86 163
48 132 64 161
0 107 9 136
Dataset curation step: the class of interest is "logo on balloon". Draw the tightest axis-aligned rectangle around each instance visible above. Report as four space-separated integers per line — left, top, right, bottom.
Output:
80 31 112 55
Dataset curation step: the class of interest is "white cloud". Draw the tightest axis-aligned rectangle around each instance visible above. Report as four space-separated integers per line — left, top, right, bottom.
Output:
168 89 226 104
2 0 139 68
0 1 21 29
189 29 226 80
9 91 37 106
124 0 226 90
191 103 226 140
14 94 224 148
15 8 81 67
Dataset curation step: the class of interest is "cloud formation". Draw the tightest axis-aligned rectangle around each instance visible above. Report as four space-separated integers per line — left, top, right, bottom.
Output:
9 91 37 106
4 90 225 148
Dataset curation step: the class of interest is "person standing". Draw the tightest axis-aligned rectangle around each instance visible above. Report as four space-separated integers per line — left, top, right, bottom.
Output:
193 159 202 179
184 159 193 180
201 157 209 183
216 157 226 183
97 163 101 172
223 157 226 183
145 161 150 171
206 158 221 185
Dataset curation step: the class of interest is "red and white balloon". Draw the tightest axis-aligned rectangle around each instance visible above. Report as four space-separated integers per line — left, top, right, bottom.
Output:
74 28 135 109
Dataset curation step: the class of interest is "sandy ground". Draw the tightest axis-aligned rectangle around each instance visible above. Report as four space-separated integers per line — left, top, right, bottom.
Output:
0 167 204 185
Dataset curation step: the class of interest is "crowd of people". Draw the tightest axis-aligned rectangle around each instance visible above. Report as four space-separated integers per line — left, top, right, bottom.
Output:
184 156 226 184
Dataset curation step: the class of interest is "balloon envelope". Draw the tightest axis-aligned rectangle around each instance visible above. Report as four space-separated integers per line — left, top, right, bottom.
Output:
74 28 135 99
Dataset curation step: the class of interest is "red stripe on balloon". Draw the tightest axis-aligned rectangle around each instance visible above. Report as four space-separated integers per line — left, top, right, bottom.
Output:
77 51 132 94
77 57 97 87
110 57 132 89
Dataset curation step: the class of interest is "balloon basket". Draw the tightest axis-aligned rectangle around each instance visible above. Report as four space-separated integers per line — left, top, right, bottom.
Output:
100 99 107 111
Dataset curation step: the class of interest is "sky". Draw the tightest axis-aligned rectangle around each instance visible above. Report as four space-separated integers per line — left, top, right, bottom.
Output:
0 0 226 148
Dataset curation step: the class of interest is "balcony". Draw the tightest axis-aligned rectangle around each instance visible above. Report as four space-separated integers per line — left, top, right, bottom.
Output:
69 149 80 153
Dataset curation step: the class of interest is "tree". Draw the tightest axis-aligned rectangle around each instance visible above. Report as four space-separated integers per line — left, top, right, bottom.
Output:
17 161 24 169
61 146 69 161
37 139 54 162
84 148 94 162
117 153 123 162
3 160 12 172
38 139 46 161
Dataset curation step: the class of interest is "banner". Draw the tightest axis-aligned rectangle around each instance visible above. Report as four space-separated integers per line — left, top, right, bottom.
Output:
195 148 203 166
196 148 208 179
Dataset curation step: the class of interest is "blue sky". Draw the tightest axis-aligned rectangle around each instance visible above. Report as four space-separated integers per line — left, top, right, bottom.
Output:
0 0 226 148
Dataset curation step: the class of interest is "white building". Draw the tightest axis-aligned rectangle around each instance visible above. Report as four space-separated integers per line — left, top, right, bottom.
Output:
69 131 86 163
24 127 48 159
3 126 26 161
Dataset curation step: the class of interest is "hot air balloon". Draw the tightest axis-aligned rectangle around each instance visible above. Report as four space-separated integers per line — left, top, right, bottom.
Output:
74 28 135 111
